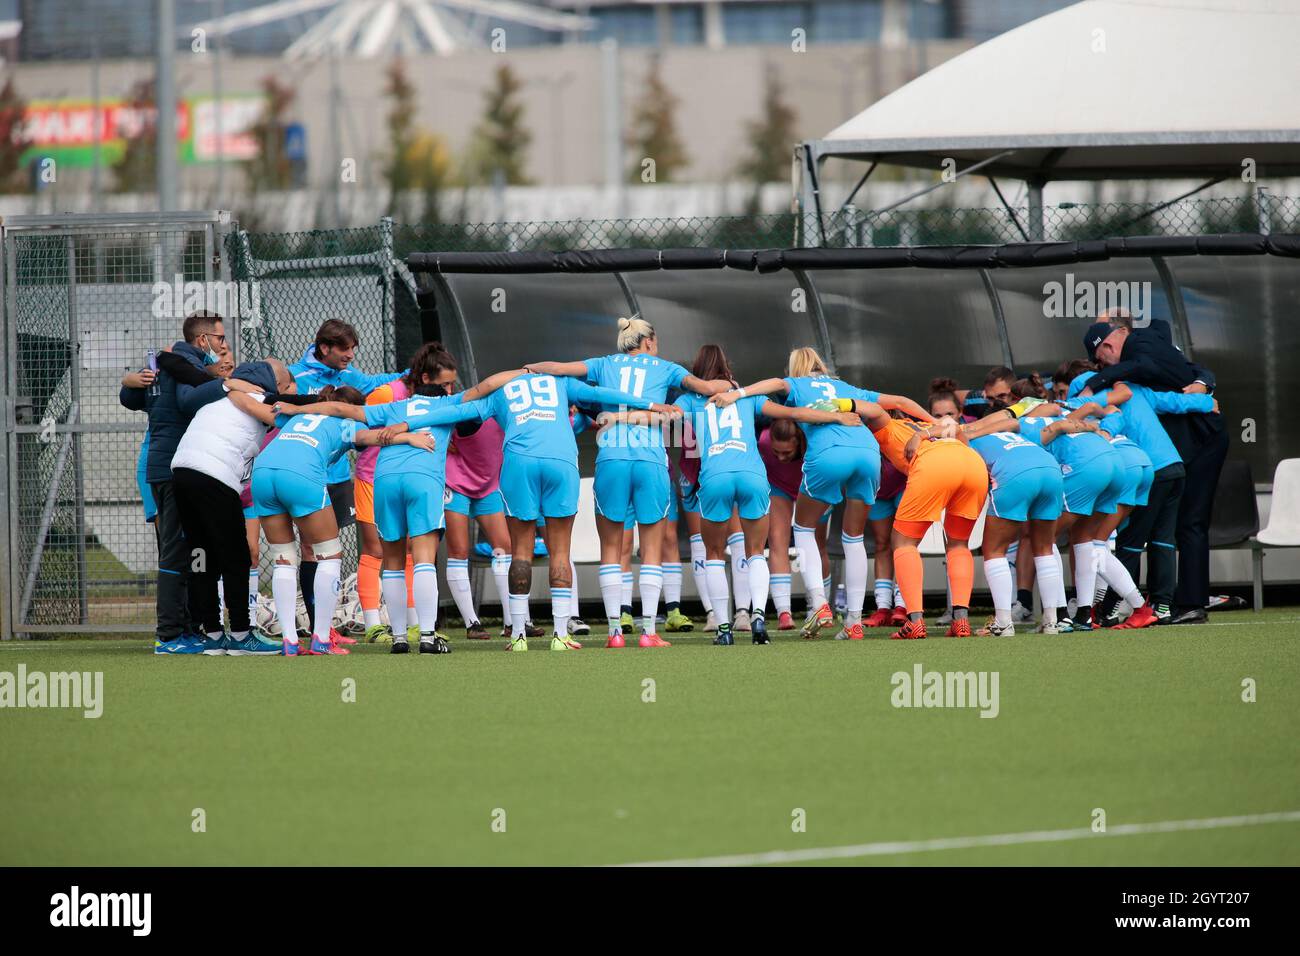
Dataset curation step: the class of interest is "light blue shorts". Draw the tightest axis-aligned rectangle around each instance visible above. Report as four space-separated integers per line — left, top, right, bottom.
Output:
374 472 445 542
251 467 330 519
1063 455 1124 516
444 488 505 518
500 456 580 521
1113 442 1155 508
700 471 771 524
868 489 904 521
800 446 881 507
594 459 672 525
989 466 1064 523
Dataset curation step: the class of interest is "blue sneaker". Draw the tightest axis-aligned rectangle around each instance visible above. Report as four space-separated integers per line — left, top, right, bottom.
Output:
713 624 735 646
282 639 300 657
533 537 548 557
200 633 230 656
226 630 283 656
154 634 205 655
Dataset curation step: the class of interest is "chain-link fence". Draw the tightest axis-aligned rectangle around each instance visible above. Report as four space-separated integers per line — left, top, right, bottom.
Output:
2 212 234 637
3 194 1296 636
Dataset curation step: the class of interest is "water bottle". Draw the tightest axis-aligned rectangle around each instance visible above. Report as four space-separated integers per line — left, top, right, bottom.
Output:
834 583 847 615
146 350 161 397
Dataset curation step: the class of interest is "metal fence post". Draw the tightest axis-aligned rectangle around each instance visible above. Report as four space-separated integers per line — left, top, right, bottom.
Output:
65 235 88 625
380 216 397 371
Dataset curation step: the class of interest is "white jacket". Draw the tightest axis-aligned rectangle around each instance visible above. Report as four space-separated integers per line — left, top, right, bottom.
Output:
170 391 271 492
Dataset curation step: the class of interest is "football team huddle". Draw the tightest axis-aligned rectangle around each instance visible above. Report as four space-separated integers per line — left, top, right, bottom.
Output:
125 308 1220 657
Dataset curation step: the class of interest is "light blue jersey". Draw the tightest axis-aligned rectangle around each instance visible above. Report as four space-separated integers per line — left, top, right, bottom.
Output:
258 413 361 483
1017 416 1116 474
782 375 879 462
487 373 652 461
585 353 689 465
675 392 767 481
365 393 490 481
1087 385 1212 471
969 431 1058 484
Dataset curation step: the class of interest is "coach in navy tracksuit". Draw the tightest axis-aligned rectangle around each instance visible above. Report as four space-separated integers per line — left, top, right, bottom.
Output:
1083 316 1228 625
119 312 231 645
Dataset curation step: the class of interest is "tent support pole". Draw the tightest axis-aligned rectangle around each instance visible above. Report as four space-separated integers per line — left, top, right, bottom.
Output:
1026 177 1045 241
1116 177 1225 230
986 176 1030 242
979 269 1015 371
870 150 1018 217
836 161 878 216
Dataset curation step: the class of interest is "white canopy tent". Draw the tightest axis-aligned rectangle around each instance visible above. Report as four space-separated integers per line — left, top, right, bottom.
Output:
795 0 1300 240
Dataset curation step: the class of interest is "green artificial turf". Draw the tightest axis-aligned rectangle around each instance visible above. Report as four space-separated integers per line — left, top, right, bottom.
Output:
1 610 1297 866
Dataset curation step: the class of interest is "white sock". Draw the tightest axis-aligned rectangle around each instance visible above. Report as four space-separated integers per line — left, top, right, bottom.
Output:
272 564 298 643
446 558 478 626
728 533 750 612
551 586 571 636
492 553 512 629
662 560 682 607
247 567 259 619
599 563 623 635
690 535 713 612
706 559 730 625
984 557 1014 627
569 559 580 618
413 562 439 635
362 608 381 628
1098 543 1145 608
823 574 833 602
748 553 770 618
771 573 792 615
381 569 408 636
509 593 530 637
217 575 227 623
1071 542 1097 613
894 583 903 608
311 557 342 641
793 524 826 609
1035 551 1067 621
639 565 663 633
621 570 633 611
874 577 893 610
842 532 867 624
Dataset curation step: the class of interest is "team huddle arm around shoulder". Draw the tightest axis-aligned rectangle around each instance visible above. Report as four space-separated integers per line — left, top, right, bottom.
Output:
566 379 655 410
282 400 367 421
341 366 403 394
765 400 862 428
227 390 276 426
524 360 588 379
712 377 787 407
156 350 214 387
462 368 526 401
682 374 733 397
876 393 934 422
177 376 229 416
1147 389 1217 415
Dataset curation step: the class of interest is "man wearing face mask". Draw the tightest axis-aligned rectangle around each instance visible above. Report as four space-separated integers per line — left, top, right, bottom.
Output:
120 310 245 652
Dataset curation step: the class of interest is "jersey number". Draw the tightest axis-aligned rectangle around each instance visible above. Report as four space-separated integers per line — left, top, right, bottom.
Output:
705 403 742 442
505 377 559 412
291 414 326 433
618 366 647 398
811 380 837 402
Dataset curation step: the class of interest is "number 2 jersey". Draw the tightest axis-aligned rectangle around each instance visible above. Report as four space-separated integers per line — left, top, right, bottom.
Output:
364 393 490 483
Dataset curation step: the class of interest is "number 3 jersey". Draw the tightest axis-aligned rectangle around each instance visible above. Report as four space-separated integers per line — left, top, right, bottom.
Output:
674 393 767 482
486 373 653 462
258 412 363 483
584 353 689 466
782 375 880 463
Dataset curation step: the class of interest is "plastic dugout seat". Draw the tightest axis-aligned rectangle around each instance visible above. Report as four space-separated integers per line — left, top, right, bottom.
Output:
1253 458 1300 611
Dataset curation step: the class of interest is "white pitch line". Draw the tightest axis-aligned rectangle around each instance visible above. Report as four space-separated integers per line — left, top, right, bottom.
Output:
615 810 1300 867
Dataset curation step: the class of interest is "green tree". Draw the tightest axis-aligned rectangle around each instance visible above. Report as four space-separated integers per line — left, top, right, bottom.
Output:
737 64 798 210
0 77 31 193
626 56 687 184
467 64 532 186
382 58 450 222
243 74 295 194
112 79 156 193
